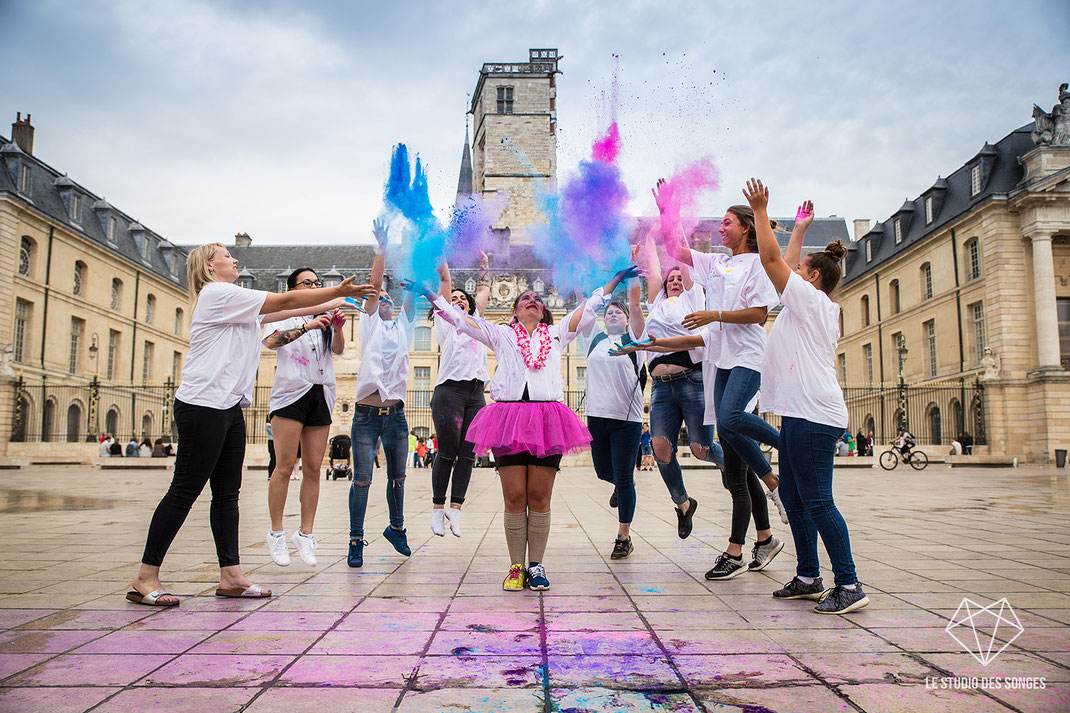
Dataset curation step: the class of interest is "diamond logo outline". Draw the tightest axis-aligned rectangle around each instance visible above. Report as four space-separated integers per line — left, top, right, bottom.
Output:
944 597 1024 666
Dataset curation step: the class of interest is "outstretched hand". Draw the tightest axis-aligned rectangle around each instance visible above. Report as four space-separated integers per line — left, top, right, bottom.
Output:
615 264 642 282
608 335 656 356
336 276 377 300
682 310 718 331
794 200 814 231
399 279 435 300
372 217 389 246
344 296 368 313
743 178 768 212
651 178 669 215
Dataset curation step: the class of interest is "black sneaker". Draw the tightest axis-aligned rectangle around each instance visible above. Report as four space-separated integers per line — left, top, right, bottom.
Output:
705 552 747 580
610 536 633 560
676 497 698 539
815 584 870 614
609 489 618 508
748 536 784 571
772 576 828 600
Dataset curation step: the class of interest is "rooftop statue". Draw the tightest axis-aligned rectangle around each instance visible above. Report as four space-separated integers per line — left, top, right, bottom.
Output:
1031 83 1070 146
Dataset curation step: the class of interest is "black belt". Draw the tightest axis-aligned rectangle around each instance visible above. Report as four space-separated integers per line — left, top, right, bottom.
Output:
354 402 404 415
651 367 699 383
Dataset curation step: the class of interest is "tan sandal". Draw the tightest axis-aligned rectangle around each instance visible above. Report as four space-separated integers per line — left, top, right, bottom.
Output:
214 583 272 598
126 589 179 606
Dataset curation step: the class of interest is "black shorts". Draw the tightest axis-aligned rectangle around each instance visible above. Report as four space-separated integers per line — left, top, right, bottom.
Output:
493 450 563 471
269 385 332 427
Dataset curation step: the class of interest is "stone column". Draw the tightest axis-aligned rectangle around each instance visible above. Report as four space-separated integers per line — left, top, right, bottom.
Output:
1030 233 1062 371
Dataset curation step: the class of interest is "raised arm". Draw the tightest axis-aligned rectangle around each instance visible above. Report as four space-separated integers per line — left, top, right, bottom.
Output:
363 217 389 316
402 280 495 348
642 233 664 303
745 179 792 293
627 274 645 338
653 178 694 267
474 251 490 316
437 260 452 301
784 200 814 272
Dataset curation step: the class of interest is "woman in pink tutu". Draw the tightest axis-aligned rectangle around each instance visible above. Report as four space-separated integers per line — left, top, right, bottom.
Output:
404 266 637 591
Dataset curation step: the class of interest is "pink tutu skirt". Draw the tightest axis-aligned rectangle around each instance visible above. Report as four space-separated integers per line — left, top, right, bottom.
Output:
465 401 592 458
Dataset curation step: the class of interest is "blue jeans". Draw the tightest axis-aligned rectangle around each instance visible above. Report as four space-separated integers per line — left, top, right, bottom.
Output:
649 371 723 506
588 416 642 524
777 417 858 586
713 367 779 478
349 406 409 540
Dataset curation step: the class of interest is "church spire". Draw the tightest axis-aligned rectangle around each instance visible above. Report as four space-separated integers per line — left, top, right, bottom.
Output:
456 115 473 198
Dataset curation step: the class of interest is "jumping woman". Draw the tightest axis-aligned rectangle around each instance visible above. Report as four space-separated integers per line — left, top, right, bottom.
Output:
263 267 347 567
745 178 868 614
128 243 372 605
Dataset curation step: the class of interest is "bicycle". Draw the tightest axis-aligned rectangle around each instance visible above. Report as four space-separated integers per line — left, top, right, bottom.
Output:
879 445 928 470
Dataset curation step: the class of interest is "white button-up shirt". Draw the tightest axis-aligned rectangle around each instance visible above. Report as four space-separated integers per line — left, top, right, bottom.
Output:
354 309 415 403
581 288 646 423
262 316 341 414
432 294 599 402
644 283 706 366
433 303 489 386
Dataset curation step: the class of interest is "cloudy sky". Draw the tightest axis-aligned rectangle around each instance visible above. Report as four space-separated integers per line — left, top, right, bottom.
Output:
2 0 1066 245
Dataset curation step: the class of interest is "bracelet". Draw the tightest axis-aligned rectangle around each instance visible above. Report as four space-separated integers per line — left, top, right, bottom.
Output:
301 323 307 333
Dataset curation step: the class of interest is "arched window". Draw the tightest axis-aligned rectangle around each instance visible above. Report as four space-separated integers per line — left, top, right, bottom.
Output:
927 403 941 445
19 236 34 276
965 238 981 280
66 402 83 443
863 414 875 441
889 279 901 314
141 412 154 440
413 326 432 352
42 398 57 442
73 261 86 297
860 295 870 327
920 263 933 300
144 294 156 324
949 398 963 436
174 308 184 336
465 278 476 294
105 406 120 438
111 278 122 310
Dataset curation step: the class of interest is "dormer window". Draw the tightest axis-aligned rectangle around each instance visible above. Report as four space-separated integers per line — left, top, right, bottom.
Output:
141 236 151 262
465 277 476 293
865 240 872 263
107 216 117 243
894 219 902 245
924 196 933 224
532 277 545 293
18 164 30 194
70 193 82 224
970 165 981 196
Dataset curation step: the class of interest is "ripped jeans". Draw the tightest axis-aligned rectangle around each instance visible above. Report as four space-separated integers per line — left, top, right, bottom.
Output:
649 371 723 506
349 405 408 540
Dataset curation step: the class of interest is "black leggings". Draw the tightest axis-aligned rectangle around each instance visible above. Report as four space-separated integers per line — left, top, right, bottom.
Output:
721 437 771 546
430 379 485 505
142 400 246 568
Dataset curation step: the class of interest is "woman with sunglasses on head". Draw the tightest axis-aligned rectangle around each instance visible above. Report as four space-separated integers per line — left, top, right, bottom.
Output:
426 253 490 537
638 230 724 541
581 247 647 560
263 267 347 568
347 219 418 568
127 243 374 606
404 266 634 591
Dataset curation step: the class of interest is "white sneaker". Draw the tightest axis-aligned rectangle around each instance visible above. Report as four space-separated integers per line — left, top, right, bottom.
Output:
266 530 290 566
431 508 446 537
768 487 789 525
291 530 318 566
445 507 462 537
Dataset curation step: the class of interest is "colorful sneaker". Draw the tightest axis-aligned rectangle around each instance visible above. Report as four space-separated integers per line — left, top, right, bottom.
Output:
347 538 366 568
445 507 462 537
772 576 828 600
610 536 633 560
431 509 446 537
704 552 747 580
676 497 698 539
383 526 411 556
815 584 870 614
291 530 318 567
748 536 784 571
266 530 290 566
502 563 526 591
768 487 789 524
527 562 550 591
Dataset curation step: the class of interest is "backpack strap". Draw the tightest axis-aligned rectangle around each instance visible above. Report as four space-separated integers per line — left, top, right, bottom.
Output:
588 332 648 392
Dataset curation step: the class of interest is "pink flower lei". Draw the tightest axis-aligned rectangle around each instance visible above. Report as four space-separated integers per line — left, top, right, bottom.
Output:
512 322 553 370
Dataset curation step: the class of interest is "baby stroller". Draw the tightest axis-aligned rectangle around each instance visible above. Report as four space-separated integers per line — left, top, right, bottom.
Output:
326 434 353 480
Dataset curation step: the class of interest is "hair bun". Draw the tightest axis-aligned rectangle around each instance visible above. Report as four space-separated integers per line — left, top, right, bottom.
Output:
824 240 847 261
769 219 778 230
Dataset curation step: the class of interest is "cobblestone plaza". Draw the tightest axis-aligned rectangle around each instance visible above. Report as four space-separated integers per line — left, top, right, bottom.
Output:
0 462 1066 712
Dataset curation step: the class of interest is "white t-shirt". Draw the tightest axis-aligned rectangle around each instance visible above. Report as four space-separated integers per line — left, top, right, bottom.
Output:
262 315 341 414
582 288 645 423
644 283 705 366
433 294 598 403
761 272 848 429
690 249 780 371
175 281 268 409
355 309 415 403
433 304 489 386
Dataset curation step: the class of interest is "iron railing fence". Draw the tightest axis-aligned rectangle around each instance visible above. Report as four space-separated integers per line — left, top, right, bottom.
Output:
10 377 985 448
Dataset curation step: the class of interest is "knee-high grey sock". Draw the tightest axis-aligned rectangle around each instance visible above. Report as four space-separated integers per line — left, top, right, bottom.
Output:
503 511 528 565
526 510 551 564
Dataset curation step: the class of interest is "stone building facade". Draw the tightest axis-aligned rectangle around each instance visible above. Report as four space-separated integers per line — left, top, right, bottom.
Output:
835 91 1070 463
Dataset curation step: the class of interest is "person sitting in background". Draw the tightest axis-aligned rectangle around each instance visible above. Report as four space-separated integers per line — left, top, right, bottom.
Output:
855 430 869 457
100 434 114 458
109 439 123 456
139 439 153 457
960 431 974 455
152 438 167 458
125 437 139 457
844 431 856 456
949 438 963 456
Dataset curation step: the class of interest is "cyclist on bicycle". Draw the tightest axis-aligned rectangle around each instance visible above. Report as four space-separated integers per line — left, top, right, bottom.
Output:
894 427 916 462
